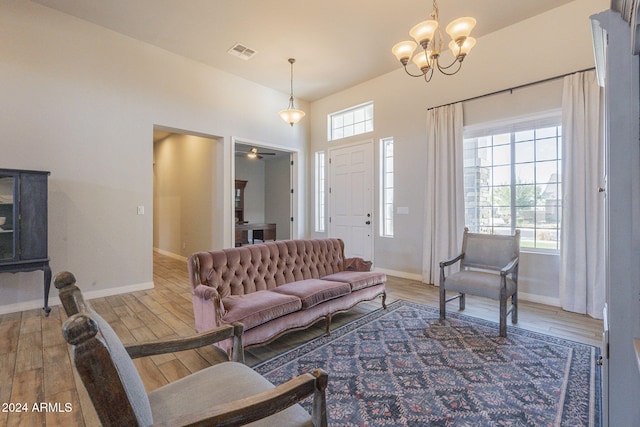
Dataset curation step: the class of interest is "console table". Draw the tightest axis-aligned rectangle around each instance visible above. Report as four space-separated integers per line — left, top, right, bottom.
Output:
235 223 276 246
0 169 51 315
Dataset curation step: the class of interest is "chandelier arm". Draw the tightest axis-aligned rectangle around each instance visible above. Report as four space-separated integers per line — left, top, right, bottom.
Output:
403 65 429 78
423 66 436 83
391 0 474 83
436 59 463 76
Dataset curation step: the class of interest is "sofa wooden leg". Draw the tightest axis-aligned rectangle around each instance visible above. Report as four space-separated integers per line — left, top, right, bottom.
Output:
381 292 387 309
325 315 332 336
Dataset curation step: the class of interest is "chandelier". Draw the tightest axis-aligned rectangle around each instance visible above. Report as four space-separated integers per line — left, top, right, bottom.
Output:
278 58 306 126
391 0 476 82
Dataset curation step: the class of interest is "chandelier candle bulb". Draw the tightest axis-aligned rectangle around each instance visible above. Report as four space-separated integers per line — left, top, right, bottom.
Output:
392 41 418 64
449 37 476 59
412 51 431 71
445 17 477 43
409 19 439 48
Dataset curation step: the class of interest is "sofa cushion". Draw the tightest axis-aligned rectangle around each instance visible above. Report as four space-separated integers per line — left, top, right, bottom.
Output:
222 291 302 330
271 279 351 309
322 271 387 292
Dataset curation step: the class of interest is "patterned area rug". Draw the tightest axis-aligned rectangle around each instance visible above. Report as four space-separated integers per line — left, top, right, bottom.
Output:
253 300 600 426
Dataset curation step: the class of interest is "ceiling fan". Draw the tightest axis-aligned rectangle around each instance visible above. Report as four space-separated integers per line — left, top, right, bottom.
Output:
236 147 276 159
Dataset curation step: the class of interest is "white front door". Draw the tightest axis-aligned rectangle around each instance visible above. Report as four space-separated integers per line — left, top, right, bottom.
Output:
328 141 374 261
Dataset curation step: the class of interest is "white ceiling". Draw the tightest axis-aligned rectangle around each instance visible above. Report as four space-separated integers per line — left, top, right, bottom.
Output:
33 0 575 102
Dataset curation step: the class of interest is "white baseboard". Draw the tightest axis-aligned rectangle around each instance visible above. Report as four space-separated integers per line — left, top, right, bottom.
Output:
374 267 423 282
0 281 155 315
518 291 560 307
154 247 188 262
373 268 561 308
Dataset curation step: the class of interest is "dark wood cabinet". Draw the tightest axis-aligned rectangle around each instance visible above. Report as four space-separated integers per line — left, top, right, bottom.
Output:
0 168 51 315
235 180 247 223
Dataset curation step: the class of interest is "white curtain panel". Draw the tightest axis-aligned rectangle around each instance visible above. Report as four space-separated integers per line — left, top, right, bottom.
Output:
560 70 605 319
422 103 465 285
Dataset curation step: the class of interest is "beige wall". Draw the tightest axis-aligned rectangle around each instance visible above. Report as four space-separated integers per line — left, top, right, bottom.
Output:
0 1 309 313
308 0 609 304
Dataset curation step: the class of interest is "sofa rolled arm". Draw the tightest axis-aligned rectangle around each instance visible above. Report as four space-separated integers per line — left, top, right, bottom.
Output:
344 257 373 272
193 284 226 326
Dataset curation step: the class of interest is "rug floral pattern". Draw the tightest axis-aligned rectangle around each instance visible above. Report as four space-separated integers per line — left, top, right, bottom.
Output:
253 300 600 426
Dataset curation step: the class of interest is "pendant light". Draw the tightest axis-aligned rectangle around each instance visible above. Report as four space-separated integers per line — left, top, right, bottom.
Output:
278 58 305 126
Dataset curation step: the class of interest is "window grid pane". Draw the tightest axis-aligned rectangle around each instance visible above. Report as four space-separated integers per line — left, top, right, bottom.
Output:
329 102 374 141
315 151 326 232
381 138 394 237
464 121 562 250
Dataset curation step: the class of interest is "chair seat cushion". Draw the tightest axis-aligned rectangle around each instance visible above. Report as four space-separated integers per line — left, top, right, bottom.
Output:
222 291 302 330
444 270 516 300
322 271 387 291
148 361 313 427
272 279 351 309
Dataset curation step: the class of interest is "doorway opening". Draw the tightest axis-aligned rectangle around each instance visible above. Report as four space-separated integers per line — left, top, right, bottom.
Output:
153 127 224 260
233 138 298 247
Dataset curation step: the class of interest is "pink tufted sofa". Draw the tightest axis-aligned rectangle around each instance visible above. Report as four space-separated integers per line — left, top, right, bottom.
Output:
188 238 387 350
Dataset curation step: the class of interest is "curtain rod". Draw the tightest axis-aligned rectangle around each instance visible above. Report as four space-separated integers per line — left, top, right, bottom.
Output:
426 67 596 111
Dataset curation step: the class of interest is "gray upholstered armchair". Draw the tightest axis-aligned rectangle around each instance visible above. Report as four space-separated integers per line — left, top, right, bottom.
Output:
56 271 328 427
439 227 520 337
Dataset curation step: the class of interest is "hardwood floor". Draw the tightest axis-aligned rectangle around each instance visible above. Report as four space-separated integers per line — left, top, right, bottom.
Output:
0 251 603 426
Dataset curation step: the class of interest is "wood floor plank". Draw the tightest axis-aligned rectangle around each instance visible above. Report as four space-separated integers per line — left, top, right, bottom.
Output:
43 389 85 427
8 368 44 427
157 358 191 384
133 357 169 392
0 319 21 354
0 351 17 403
14 331 43 373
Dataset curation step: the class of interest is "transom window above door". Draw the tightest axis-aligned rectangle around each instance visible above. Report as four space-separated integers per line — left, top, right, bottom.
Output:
328 101 374 141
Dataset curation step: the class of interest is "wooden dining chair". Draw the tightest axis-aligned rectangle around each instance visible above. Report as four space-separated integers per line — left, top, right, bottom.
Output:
55 271 328 426
439 228 520 337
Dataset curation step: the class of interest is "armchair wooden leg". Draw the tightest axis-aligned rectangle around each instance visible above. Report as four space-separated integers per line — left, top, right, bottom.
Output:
511 293 518 324
311 369 329 427
459 293 465 310
439 286 446 320
499 297 507 337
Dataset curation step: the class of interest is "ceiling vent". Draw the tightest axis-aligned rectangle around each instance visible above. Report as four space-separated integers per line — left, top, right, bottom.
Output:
227 43 257 60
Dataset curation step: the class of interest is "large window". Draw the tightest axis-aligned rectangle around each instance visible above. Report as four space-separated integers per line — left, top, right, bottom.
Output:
380 137 394 237
464 113 562 250
314 151 326 232
328 101 373 141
